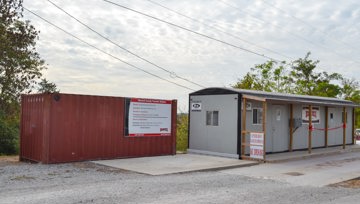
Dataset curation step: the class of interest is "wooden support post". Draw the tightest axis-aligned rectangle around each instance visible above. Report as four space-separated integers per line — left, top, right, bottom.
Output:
352 108 355 145
241 98 247 157
308 105 312 154
262 101 267 161
343 107 346 149
289 104 293 152
325 106 328 148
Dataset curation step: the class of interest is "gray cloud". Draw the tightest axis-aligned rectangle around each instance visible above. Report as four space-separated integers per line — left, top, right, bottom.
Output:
22 0 360 109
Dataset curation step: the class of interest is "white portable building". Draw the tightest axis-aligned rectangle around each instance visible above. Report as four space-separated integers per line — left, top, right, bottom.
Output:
188 88 358 160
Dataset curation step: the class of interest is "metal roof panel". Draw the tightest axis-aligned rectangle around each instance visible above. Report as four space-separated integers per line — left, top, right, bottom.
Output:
190 87 359 107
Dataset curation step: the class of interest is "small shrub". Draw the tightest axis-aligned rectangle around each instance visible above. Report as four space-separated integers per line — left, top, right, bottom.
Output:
0 112 19 155
176 114 188 152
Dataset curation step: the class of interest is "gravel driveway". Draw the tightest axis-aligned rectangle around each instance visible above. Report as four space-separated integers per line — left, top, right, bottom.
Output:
1 158 360 204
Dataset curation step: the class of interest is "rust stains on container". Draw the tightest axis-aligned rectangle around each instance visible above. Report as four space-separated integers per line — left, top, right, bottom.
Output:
20 93 177 164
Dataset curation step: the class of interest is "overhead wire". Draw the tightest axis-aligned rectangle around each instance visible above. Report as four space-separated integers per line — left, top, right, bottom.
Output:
218 0 360 66
102 0 282 62
46 0 205 88
146 0 293 60
23 7 196 91
259 0 360 54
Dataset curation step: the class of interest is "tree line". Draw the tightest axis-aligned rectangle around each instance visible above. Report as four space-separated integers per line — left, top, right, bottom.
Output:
232 52 360 127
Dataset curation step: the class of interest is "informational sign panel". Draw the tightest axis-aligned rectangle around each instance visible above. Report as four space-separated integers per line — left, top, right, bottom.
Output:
250 132 264 159
302 106 320 124
128 98 172 136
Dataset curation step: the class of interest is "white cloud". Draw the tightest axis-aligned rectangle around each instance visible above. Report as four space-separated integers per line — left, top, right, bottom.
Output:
22 0 360 110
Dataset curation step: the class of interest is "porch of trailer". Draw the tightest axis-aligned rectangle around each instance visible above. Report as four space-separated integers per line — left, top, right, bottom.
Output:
241 94 358 162
265 142 360 163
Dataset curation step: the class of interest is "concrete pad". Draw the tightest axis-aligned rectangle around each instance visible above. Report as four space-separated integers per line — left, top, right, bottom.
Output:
92 154 257 175
222 151 360 187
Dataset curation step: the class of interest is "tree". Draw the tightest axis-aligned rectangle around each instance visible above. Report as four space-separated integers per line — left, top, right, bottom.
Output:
0 0 56 154
233 60 290 93
38 79 59 93
341 78 360 102
232 52 360 127
0 110 19 155
0 0 47 105
290 52 342 97
233 52 343 98
341 78 360 128
232 73 256 90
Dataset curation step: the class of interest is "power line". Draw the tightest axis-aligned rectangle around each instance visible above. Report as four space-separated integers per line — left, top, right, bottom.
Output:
146 0 293 60
217 0 318 46
218 0 360 66
259 0 360 54
46 0 205 88
23 7 196 91
102 0 281 62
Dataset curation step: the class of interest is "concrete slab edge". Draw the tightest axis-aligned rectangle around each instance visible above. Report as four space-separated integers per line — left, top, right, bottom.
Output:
91 160 259 176
266 147 360 163
187 149 239 159
151 162 260 176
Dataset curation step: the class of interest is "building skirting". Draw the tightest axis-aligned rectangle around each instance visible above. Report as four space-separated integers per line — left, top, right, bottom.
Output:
187 149 239 159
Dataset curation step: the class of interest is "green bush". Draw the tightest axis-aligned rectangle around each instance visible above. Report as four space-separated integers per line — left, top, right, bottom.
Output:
0 112 19 155
176 114 188 152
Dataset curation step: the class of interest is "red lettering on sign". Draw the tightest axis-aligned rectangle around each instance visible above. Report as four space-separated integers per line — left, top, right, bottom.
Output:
306 111 317 118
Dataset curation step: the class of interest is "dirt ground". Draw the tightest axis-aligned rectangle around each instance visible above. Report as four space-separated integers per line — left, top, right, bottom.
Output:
1 155 359 189
1 156 360 204
330 177 360 189
0 155 18 161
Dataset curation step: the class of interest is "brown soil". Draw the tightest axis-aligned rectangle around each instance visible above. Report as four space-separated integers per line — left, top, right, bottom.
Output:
329 177 360 189
0 155 20 167
0 155 19 162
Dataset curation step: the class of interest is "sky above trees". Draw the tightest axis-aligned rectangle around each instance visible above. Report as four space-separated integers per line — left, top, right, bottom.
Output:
22 0 360 110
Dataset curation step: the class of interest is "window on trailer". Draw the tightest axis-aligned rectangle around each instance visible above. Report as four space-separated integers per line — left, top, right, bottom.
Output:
206 111 219 126
252 108 263 125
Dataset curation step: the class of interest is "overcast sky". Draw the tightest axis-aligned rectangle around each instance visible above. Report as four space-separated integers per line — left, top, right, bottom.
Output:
23 0 360 111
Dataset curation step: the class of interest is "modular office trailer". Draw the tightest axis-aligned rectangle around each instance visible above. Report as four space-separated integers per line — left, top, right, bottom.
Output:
20 93 177 164
188 88 358 159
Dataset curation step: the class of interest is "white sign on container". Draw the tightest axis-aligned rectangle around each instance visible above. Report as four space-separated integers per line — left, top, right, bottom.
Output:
128 98 172 136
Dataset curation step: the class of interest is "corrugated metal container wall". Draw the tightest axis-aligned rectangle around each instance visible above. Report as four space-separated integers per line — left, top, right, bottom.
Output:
20 94 48 162
20 93 177 163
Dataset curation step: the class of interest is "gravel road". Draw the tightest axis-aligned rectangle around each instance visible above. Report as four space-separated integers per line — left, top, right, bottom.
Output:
1 160 360 204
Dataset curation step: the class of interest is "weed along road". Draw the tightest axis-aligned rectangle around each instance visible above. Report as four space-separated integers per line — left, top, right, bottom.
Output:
1 153 360 204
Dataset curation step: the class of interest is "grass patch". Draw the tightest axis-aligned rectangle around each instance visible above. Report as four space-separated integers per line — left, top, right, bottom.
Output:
11 175 35 181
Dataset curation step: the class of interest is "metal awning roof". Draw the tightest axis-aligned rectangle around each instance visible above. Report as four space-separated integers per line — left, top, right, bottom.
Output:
190 87 360 107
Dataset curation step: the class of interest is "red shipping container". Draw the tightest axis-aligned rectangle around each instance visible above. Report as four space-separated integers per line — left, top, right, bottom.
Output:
20 93 177 164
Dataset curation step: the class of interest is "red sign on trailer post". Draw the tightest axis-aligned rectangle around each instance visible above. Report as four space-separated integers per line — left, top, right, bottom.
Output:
302 106 320 124
250 132 264 159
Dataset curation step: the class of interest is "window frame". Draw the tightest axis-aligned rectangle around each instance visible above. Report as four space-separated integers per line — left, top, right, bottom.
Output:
206 110 219 126
252 108 263 125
